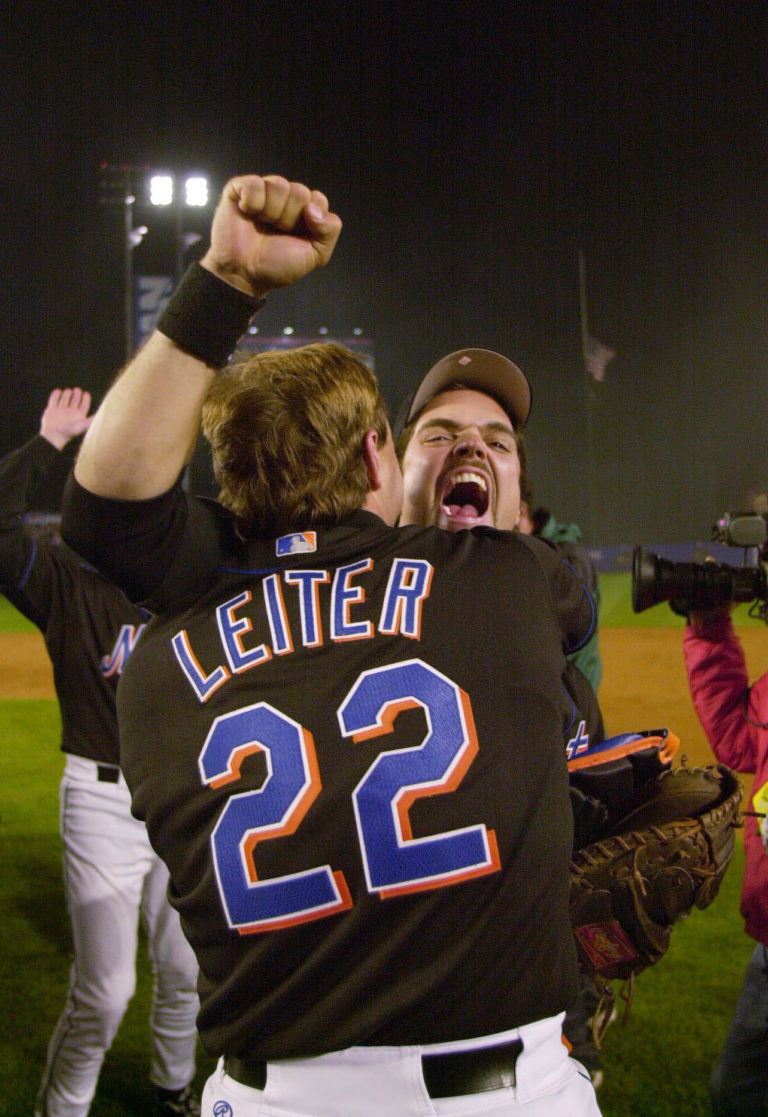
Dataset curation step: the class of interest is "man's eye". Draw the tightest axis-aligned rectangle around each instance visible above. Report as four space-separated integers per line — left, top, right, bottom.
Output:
424 433 452 443
489 440 512 452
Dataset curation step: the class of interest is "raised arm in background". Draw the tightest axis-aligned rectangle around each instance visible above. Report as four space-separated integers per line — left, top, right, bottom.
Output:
0 388 92 591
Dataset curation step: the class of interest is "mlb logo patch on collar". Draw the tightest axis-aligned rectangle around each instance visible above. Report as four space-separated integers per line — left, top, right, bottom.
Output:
276 531 317 556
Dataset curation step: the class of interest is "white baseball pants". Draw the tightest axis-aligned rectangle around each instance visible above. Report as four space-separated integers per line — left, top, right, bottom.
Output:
35 754 200 1117
201 1014 602 1116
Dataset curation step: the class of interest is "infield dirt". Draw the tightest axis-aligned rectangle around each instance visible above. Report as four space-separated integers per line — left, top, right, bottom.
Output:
0 631 54 698
2 626 767 799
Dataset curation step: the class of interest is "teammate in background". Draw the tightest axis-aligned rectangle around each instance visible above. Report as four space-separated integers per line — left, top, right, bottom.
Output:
61 174 602 1116
0 389 201 1117
517 490 602 692
393 352 607 1085
683 602 768 1116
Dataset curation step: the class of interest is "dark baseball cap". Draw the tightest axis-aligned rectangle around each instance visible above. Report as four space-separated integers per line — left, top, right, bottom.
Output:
394 348 532 439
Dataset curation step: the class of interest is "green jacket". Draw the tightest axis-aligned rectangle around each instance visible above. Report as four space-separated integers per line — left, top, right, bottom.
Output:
537 513 602 691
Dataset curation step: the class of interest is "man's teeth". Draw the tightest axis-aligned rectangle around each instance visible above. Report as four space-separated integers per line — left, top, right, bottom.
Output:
452 472 487 489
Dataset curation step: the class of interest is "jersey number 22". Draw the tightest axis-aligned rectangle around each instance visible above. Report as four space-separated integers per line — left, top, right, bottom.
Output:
199 658 500 934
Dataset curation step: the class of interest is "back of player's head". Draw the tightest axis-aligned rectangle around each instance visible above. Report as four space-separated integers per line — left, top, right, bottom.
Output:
202 342 389 538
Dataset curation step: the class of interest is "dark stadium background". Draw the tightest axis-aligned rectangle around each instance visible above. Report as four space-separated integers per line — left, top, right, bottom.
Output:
2 1 765 547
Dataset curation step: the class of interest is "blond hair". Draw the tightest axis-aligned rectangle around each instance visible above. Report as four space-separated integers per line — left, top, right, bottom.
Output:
202 342 388 537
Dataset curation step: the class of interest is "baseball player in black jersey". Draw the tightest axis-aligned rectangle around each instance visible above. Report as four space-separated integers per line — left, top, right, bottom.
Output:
62 174 602 1115
0 390 200 1116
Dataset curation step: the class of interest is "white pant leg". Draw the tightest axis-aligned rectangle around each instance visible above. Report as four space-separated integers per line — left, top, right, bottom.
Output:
141 849 200 1090
36 764 149 1117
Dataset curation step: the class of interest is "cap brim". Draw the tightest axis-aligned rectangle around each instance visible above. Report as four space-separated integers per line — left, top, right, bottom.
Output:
397 349 531 438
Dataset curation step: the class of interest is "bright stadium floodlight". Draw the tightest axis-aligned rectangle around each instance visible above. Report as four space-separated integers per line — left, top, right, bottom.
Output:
184 176 209 207
149 175 174 206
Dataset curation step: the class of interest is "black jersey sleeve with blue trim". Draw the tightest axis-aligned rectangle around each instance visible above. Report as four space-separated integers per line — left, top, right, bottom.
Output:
0 435 64 591
514 531 597 654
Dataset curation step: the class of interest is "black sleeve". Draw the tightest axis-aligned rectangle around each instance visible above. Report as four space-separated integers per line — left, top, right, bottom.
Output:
517 532 597 654
61 473 236 610
0 435 64 521
0 435 65 589
562 660 605 743
559 540 598 595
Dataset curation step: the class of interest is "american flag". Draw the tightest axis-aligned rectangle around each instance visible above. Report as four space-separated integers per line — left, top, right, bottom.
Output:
584 334 616 382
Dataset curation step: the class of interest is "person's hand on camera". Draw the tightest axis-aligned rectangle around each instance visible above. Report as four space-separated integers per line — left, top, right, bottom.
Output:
687 600 736 634
680 557 736 632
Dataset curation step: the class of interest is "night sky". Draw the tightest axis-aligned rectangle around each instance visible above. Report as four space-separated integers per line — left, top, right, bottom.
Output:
2 1 766 545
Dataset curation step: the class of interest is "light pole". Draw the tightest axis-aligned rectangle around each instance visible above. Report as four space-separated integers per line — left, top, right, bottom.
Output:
99 165 211 360
99 163 151 361
148 172 209 282
124 194 148 361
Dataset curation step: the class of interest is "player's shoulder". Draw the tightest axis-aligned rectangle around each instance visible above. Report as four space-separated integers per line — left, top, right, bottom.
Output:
13 533 145 630
511 530 581 577
389 522 543 558
138 493 242 613
390 524 560 589
467 526 564 568
509 530 560 558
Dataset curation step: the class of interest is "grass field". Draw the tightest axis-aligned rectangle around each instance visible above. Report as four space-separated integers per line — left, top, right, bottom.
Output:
0 577 761 1115
599 570 767 629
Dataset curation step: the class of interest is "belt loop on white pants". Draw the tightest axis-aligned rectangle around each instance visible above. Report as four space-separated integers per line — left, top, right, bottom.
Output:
202 1012 602 1116
63 753 126 787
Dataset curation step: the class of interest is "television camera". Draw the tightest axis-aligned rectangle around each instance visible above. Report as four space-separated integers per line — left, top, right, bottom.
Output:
632 512 768 622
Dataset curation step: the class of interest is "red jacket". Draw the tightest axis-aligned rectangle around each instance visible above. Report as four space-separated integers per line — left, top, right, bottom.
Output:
683 615 768 945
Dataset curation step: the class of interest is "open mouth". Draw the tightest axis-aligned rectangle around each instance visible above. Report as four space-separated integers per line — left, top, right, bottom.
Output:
441 471 490 519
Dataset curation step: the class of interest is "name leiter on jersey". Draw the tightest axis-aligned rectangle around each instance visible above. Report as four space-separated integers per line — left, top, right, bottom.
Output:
172 557 434 702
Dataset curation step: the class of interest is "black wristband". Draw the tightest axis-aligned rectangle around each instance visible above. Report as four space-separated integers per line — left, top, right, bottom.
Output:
156 263 266 368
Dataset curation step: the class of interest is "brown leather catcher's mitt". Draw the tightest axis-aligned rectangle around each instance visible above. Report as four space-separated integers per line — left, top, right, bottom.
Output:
569 763 743 1038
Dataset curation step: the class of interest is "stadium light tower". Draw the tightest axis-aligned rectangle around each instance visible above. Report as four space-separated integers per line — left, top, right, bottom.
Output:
99 165 212 360
148 172 210 278
148 174 174 207
184 176 209 207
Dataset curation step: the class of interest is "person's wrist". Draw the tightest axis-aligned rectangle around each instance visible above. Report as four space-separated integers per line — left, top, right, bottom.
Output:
157 263 266 368
199 253 272 300
39 429 68 452
688 609 732 638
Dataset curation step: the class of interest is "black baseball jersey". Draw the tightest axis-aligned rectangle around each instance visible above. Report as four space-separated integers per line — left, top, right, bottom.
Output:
64 481 595 1060
562 658 603 751
0 436 146 763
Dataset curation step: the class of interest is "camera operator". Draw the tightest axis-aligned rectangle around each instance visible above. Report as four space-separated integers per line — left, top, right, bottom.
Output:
683 599 768 1117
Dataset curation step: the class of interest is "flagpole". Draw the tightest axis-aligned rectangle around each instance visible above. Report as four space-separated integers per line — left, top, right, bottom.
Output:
578 251 590 366
579 251 598 543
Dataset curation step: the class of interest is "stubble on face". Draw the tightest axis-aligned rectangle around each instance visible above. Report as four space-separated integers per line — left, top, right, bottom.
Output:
399 390 521 532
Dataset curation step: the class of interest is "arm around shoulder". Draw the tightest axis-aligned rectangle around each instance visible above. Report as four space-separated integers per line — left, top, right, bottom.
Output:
61 472 232 607
520 532 596 654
